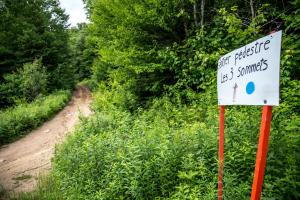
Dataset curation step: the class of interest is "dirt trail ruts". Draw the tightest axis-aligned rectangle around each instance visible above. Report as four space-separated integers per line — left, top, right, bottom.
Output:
0 86 92 195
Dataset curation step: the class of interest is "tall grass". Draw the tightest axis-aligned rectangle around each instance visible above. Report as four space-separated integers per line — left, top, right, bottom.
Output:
0 90 71 145
9 175 62 200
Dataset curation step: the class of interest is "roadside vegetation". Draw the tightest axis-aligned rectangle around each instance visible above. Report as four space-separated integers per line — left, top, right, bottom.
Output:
13 84 299 199
0 90 70 144
50 0 299 199
1 0 299 199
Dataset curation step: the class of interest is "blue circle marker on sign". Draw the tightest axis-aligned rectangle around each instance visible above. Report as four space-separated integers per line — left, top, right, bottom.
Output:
246 82 255 95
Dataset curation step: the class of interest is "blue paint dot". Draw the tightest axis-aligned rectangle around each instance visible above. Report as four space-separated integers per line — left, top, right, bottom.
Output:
246 82 255 95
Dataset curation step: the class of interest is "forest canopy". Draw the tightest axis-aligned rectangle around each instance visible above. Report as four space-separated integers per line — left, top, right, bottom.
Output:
0 0 92 107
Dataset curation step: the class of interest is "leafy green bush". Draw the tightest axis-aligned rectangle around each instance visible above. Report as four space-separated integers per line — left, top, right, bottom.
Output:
0 59 48 107
92 69 138 112
0 90 71 144
19 59 48 102
48 84 299 200
52 95 217 200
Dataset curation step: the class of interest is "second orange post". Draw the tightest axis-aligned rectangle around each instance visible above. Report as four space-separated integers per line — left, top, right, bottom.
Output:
218 106 225 200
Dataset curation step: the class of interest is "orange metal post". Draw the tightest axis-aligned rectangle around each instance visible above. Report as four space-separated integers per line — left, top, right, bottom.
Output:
218 106 225 200
250 106 273 200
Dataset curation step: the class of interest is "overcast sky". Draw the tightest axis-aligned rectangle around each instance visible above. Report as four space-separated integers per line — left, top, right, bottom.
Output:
59 0 88 26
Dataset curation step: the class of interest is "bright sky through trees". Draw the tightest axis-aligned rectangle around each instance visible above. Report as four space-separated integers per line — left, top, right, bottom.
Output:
59 0 88 26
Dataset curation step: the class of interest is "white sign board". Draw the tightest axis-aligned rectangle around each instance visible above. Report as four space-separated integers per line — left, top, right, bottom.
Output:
217 31 282 106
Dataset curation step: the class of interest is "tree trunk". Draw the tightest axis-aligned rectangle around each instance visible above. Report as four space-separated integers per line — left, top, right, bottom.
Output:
193 1 199 27
184 21 188 37
250 0 255 19
200 0 205 27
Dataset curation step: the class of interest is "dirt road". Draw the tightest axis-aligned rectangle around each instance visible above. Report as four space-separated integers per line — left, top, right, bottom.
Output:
0 86 92 195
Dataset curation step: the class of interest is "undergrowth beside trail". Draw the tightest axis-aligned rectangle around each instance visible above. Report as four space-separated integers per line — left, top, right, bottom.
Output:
53 86 299 199
9 176 62 200
11 2 300 199
13 85 300 200
0 90 71 145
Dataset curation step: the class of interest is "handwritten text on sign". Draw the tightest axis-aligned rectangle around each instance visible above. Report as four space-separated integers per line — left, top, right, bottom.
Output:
217 31 282 106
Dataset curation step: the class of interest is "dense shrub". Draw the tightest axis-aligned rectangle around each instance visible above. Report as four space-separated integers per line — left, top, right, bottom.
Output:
52 94 217 200
0 59 48 106
19 59 48 101
0 90 71 144
48 83 299 200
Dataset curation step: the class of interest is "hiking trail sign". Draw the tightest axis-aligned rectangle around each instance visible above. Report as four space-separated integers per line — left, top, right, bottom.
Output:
216 30 282 200
217 31 282 106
